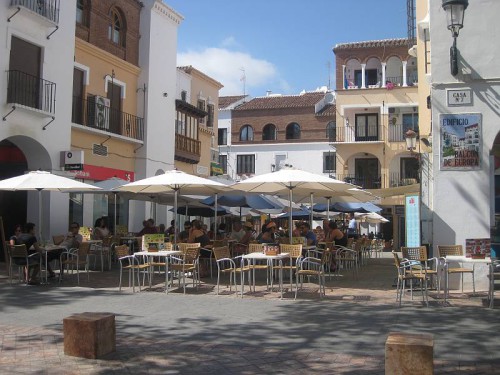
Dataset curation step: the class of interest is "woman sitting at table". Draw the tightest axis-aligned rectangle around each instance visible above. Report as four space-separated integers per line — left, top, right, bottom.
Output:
259 221 278 244
188 220 210 247
325 220 347 247
93 217 110 240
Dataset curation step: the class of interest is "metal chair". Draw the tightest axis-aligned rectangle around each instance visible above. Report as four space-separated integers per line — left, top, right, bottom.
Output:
59 242 90 285
437 245 475 300
392 251 428 307
8 244 41 285
295 248 332 299
401 246 439 291
212 246 251 295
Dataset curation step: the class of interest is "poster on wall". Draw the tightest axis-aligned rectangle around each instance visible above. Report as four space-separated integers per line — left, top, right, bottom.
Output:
440 113 481 170
405 194 420 247
465 238 491 258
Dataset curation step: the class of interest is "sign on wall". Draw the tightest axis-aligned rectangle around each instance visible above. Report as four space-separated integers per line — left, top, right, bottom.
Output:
447 89 473 106
440 113 481 170
405 194 420 247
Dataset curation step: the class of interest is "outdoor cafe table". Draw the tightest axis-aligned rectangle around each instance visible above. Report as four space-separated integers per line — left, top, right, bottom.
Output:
134 250 182 293
442 255 492 302
39 244 65 284
241 252 289 299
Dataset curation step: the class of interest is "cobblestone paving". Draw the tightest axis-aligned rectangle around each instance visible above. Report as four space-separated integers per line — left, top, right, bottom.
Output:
1 255 499 374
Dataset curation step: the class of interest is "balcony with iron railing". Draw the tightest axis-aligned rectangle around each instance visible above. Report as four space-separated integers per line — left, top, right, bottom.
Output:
329 124 381 143
71 96 144 141
175 133 201 164
7 70 56 114
10 0 60 24
336 171 419 190
388 124 420 142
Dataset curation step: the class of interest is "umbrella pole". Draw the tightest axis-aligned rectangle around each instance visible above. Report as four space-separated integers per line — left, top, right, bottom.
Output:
288 188 293 244
214 193 218 239
38 189 43 242
113 192 117 235
309 193 314 229
326 196 331 220
174 189 178 246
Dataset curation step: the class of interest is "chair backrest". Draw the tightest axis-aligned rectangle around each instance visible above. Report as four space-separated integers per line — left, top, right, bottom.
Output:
79 226 92 241
163 242 173 251
115 244 129 258
183 246 200 263
401 246 427 261
248 243 263 253
346 237 354 248
320 248 332 266
10 244 28 258
279 244 303 258
278 237 290 244
212 239 226 248
213 246 231 261
78 242 91 256
392 251 402 269
178 242 201 254
437 245 463 257
292 237 306 245
52 235 65 245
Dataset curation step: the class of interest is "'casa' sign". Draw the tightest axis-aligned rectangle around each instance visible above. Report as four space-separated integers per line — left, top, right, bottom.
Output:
447 89 473 106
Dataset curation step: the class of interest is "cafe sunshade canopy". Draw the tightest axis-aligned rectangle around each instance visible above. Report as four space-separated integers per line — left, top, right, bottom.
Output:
0 170 102 240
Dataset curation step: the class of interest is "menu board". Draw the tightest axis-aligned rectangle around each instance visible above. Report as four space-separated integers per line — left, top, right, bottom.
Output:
142 234 165 251
405 194 420 247
465 238 491 257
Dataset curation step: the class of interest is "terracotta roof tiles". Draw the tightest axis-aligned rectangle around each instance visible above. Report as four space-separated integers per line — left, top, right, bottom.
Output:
219 95 247 109
235 92 327 111
333 38 409 51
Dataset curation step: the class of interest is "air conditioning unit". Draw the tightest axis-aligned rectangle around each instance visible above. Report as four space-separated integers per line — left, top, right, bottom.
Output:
94 96 110 130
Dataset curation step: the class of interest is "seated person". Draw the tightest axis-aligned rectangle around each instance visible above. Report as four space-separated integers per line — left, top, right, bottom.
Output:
188 220 210 248
60 222 84 250
229 221 245 243
137 218 158 236
325 220 347 247
178 221 192 242
300 222 317 247
93 217 110 240
241 222 256 244
10 223 40 284
259 221 278 244
166 220 176 237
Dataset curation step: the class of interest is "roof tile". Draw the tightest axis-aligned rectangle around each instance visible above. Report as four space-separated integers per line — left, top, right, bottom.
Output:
235 92 327 111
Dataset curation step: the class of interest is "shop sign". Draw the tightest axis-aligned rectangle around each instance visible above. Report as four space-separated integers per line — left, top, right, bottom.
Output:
440 113 481 170
210 162 224 175
447 89 473 106
70 164 134 181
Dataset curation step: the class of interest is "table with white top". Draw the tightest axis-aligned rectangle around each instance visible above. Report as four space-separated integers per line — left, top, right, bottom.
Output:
441 255 492 302
134 250 182 292
241 252 289 299
39 244 64 284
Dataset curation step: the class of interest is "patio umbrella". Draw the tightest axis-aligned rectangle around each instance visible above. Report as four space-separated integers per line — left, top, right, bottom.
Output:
0 170 102 240
116 169 230 244
355 212 389 224
313 201 382 213
232 167 355 242
200 193 284 218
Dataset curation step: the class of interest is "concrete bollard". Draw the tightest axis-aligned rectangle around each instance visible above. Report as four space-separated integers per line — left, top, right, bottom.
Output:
64 312 116 359
385 332 434 375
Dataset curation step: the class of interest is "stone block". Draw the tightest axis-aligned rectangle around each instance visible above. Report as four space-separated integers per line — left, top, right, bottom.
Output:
64 312 115 359
385 332 433 375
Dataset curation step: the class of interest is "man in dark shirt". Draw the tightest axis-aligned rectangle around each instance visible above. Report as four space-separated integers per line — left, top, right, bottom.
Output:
178 221 191 242
13 223 41 284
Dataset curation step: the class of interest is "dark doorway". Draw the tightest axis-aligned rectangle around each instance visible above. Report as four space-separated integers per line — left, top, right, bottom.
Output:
72 68 85 124
107 82 122 134
355 158 379 189
0 140 28 261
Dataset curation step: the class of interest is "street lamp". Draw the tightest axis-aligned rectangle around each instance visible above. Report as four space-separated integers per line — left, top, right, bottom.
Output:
405 129 418 154
442 0 469 76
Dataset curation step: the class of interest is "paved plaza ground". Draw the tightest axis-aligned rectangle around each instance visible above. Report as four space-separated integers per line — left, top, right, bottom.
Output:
0 254 499 374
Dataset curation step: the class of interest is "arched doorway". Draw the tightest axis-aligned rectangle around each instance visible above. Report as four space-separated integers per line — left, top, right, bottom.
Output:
0 139 28 243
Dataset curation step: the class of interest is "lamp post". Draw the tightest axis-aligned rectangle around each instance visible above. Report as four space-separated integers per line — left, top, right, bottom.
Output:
442 0 469 76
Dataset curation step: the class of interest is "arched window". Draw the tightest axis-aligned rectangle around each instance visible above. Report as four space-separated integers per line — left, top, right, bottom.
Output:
326 121 336 141
240 125 254 141
108 8 125 46
262 123 276 141
286 122 301 140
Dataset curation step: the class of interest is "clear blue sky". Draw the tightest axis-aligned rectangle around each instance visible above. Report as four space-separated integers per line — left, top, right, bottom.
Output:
165 0 408 97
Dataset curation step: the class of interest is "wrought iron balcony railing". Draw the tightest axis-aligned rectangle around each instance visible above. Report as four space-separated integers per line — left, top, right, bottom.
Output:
10 0 60 24
336 174 382 189
329 124 380 142
71 95 144 141
7 70 56 114
336 172 419 190
388 124 420 142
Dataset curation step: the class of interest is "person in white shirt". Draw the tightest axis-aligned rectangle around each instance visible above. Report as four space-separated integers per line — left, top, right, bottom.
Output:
229 221 245 243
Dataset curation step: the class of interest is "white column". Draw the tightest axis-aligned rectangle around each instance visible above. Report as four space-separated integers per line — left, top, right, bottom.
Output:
402 61 408 87
342 65 346 89
381 62 387 88
361 63 366 89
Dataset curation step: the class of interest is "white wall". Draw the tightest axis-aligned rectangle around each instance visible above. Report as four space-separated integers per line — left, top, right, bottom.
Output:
429 0 499 290
0 1 77 238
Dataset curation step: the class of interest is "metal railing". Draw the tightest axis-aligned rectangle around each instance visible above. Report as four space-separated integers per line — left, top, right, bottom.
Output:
7 70 56 114
388 171 420 187
385 76 403 86
388 125 420 142
336 174 382 189
71 96 144 141
330 125 380 142
11 0 60 23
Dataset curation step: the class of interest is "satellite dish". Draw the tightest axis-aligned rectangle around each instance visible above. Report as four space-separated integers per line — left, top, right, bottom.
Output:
324 92 335 104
